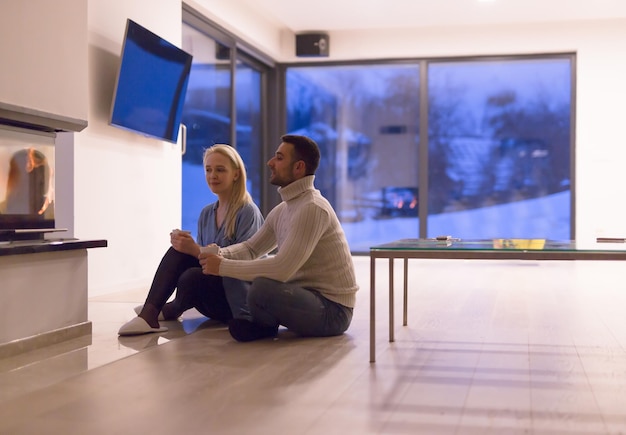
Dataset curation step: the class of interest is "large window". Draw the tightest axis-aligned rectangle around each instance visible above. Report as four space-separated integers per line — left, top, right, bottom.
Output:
427 57 572 239
286 64 421 252
178 9 574 251
285 55 574 252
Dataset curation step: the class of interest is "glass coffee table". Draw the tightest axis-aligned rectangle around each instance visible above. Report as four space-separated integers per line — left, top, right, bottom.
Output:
369 238 626 362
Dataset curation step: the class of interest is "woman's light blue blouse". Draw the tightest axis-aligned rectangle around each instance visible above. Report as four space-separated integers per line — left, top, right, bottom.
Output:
196 201 264 248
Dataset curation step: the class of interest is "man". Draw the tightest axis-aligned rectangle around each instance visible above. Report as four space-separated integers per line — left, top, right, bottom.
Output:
199 134 358 341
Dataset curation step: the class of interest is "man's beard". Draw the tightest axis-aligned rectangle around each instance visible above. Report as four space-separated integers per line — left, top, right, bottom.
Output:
270 173 292 188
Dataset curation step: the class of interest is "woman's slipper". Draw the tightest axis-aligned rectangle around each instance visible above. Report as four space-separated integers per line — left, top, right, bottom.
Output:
118 317 168 336
134 305 166 321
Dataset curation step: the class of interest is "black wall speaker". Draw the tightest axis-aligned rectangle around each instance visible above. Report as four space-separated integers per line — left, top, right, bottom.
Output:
295 33 330 57
215 42 231 60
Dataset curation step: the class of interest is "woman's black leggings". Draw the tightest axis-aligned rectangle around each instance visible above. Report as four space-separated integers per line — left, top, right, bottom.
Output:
144 247 233 323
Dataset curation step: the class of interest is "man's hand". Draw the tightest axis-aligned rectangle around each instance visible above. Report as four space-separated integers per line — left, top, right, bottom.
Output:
199 251 222 275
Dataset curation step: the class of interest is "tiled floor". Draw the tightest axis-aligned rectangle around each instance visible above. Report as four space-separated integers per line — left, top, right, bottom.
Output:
1 257 626 434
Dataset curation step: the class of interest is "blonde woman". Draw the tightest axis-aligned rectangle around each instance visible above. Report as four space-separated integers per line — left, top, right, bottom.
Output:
119 144 264 335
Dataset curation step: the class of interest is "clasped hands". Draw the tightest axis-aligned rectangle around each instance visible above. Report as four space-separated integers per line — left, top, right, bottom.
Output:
198 245 221 276
170 230 221 275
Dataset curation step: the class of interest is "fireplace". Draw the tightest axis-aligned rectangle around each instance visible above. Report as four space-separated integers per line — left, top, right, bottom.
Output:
0 125 56 241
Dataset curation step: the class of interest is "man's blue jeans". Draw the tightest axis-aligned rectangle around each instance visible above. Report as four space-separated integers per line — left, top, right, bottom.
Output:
247 277 353 337
222 277 252 320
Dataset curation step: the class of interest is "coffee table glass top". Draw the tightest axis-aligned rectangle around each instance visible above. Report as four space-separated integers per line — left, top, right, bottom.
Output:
370 238 626 252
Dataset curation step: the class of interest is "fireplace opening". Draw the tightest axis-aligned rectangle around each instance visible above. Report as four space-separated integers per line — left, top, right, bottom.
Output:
0 125 55 242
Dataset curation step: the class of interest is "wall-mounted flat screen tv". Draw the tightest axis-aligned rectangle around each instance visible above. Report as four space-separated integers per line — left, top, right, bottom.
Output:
109 19 193 143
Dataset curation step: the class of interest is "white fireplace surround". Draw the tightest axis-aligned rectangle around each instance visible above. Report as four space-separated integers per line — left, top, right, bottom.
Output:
0 124 104 357
0 124 75 240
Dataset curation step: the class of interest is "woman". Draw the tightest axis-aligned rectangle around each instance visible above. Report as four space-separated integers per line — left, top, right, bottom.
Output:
119 144 264 335
3 148 53 216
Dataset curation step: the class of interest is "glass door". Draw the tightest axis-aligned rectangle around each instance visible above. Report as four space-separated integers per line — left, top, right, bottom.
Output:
285 64 421 253
234 56 264 206
180 24 232 238
180 21 266 240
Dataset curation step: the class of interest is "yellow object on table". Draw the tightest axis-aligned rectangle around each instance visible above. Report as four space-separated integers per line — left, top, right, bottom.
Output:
492 239 546 249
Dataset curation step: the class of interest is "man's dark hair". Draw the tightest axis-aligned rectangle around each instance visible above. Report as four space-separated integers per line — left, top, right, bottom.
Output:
281 134 320 176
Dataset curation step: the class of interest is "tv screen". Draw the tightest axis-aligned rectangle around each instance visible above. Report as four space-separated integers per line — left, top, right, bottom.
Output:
109 19 193 143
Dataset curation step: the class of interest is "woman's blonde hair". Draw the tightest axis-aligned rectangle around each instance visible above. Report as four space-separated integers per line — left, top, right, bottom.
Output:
203 144 253 239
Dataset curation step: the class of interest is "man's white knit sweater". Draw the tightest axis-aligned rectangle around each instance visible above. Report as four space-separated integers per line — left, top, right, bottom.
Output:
218 175 358 308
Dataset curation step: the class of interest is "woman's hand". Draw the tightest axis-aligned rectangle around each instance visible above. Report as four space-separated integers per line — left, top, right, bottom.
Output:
38 196 52 215
170 229 199 257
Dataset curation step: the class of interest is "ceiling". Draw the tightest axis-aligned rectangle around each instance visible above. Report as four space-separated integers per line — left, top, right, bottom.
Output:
226 0 626 32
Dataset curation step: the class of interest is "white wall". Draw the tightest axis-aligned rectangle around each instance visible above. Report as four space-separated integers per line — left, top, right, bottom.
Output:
77 0 184 296
73 1 626 297
0 0 88 131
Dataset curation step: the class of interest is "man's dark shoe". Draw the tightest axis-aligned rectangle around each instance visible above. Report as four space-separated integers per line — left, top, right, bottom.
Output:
228 318 278 342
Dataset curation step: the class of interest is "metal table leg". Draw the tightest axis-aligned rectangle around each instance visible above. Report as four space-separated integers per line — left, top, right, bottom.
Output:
389 258 394 343
403 257 408 326
369 254 376 363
